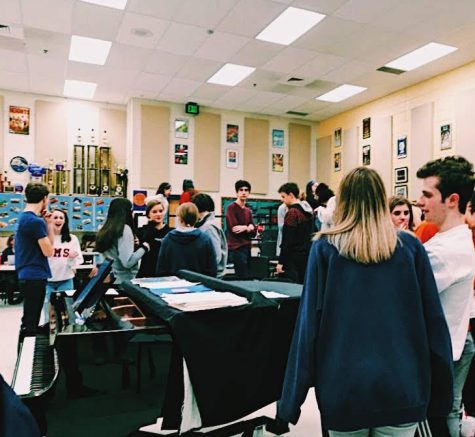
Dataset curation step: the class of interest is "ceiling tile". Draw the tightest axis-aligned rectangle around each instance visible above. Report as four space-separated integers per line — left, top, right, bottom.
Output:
243 91 286 110
0 71 30 92
291 52 346 78
28 53 66 78
116 12 169 48
213 87 258 106
190 83 227 101
2 0 22 23
262 47 318 74
0 48 28 72
321 60 372 84
292 0 349 15
24 27 70 57
127 0 184 21
175 57 222 81
29 73 64 95
195 31 249 62
230 39 283 68
263 94 308 111
155 22 209 56
172 0 238 28
72 1 123 42
106 43 153 70
334 0 399 24
159 77 201 98
133 71 170 92
21 0 73 34
145 50 188 76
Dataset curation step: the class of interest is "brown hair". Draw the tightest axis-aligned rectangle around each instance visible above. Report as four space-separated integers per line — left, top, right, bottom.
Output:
176 202 199 227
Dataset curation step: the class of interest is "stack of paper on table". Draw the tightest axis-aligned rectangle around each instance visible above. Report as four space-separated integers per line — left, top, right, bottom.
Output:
132 277 212 295
161 291 248 312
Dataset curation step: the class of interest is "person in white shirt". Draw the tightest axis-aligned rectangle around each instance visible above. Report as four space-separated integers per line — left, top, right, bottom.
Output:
43 209 83 319
417 156 475 437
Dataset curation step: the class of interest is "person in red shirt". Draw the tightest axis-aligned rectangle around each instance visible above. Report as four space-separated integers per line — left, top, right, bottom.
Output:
179 179 197 204
415 220 439 243
226 180 256 278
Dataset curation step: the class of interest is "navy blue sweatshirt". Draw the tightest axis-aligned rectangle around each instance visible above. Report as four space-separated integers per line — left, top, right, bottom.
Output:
278 231 453 431
157 228 217 277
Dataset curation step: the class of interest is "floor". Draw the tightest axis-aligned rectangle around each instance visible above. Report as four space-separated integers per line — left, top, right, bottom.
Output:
0 301 323 437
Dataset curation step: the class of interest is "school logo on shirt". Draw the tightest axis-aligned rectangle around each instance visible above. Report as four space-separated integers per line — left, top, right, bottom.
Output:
53 248 70 258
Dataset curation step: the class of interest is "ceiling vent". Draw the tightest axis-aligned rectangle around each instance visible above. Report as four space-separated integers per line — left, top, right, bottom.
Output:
279 75 313 87
287 77 304 82
286 110 308 117
377 66 405 75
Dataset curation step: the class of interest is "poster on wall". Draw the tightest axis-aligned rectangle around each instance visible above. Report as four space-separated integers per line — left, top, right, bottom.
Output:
272 153 284 172
440 124 452 150
362 117 371 139
225 149 238 169
174 144 188 165
272 129 284 148
175 119 189 139
226 124 239 143
394 185 408 197
334 152 341 172
9 106 30 135
334 128 342 147
362 144 371 165
397 136 407 158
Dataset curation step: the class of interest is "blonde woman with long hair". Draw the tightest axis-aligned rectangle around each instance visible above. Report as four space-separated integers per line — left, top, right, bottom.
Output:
278 167 453 437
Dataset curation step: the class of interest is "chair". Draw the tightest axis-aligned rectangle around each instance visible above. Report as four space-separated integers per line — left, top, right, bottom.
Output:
249 256 270 279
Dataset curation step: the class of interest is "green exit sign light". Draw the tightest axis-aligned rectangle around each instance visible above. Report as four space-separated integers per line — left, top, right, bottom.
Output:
185 102 199 115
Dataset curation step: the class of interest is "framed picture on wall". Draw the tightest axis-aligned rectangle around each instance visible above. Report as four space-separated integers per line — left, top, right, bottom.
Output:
174 144 188 165
395 167 408 184
272 153 284 172
362 144 371 165
272 129 284 148
397 136 407 158
174 119 189 139
440 124 452 150
362 117 371 139
394 185 408 197
226 124 239 143
9 106 30 135
334 152 341 172
225 149 238 169
334 128 342 147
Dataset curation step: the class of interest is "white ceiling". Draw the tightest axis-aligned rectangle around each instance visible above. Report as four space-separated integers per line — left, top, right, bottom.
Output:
1 0 475 121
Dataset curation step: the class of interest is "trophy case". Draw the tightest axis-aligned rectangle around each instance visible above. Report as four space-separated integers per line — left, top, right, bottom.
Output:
99 146 111 196
73 145 85 194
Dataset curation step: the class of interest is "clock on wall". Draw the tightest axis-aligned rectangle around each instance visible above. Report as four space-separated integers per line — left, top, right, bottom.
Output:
10 156 28 173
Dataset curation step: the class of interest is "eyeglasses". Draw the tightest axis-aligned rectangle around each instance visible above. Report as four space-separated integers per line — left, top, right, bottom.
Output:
393 210 410 216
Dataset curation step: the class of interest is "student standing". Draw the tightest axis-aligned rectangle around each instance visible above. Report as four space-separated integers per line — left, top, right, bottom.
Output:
145 181 172 225
276 182 313 283
278 167 453 436
15 183 54 337
225 180 256 279
416 156 475 437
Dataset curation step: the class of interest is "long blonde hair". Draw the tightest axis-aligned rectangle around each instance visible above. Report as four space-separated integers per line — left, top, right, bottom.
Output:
316 167 397 264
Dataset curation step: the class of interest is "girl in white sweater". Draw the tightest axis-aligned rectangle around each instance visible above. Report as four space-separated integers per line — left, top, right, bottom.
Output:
43 209 83 319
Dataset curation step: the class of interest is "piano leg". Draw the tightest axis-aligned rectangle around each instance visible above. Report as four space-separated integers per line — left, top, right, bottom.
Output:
56 337 84 395
23 394 49 435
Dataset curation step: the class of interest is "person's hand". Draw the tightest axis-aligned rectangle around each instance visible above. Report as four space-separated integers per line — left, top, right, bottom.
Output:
398 222 408 230
276 264 284 274
68 250 79 259
247 224 255 232
88 266 99 278
232 225 248 234
142 242 150 252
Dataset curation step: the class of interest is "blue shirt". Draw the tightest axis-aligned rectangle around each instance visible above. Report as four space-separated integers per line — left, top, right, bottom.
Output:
15 211 51 280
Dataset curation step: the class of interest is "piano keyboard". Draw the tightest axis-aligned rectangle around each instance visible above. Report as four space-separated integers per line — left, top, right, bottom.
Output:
12 334 59 398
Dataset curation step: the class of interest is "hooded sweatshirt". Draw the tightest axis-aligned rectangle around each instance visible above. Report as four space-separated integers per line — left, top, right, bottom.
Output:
157 228 217 277
278 202 314 267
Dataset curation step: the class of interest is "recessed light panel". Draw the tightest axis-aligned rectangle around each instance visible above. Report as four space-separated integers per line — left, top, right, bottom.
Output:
385 42 457 72
80 0 128 9
207 63 256 86
69 35 112 65
316 84 367 103
64 80 97 99
256 7 326 45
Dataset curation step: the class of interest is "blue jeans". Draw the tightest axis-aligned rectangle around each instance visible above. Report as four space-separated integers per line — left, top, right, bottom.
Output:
447 332 475 437
42 278 75 322
230 246 251 279
329 423 417 437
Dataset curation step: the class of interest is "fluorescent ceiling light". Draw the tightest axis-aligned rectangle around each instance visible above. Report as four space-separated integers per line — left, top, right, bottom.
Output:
316 84 367 103
80 0 128 9
256 7 326 45
64 80 97 99
207 63 256 86
69 35 112 65
385 42 458 71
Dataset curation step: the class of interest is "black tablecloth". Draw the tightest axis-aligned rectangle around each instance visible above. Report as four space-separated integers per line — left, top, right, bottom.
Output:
121 273 302 429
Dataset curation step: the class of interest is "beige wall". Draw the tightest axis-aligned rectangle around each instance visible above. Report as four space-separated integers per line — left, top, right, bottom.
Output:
318 60 475 199
289 123 311 191
244 117 269 195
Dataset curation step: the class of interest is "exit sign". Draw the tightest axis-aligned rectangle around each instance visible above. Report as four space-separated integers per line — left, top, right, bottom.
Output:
185 102 199 115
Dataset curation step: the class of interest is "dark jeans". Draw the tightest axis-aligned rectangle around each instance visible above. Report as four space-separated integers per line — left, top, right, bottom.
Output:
19 279 47 336
230 246 251 279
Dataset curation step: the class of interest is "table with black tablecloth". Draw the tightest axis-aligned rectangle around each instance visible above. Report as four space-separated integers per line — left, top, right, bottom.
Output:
121 271 302 434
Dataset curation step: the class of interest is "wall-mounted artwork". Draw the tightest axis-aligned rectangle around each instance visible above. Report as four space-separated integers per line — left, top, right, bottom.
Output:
440 124 452 150
397 136 407 159
395 167 408 184
394 185 408 197
272 129 284 148
174 119 189 139
334 128 342 147
362 117 371 139
174 144 188 165
226 124 239 143
272 153 284 172
9 106 30 135
226 149 238 169
362 144 371 165
334 152 341 172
